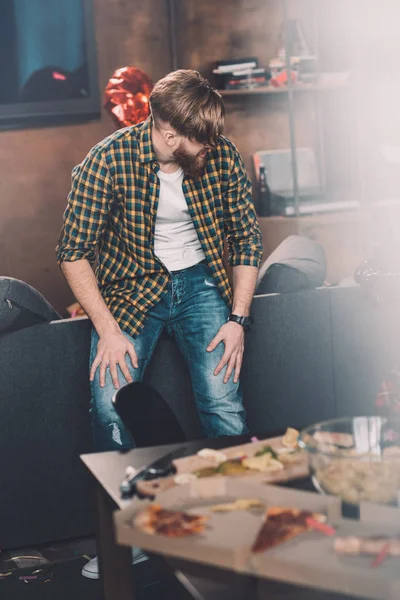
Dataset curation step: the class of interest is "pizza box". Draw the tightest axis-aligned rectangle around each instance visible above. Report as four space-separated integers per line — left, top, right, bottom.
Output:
134 434 310 497
359 499 400 526
114 479 341 573
173 435 308 481
255 499 400 600
115 480 400 599
255 509 400 600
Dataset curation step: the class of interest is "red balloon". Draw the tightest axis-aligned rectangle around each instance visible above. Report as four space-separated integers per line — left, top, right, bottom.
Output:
103 66 153 128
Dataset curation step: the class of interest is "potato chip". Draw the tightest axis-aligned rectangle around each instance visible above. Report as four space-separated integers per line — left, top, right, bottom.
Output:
243 454 284 473
282 427 299 448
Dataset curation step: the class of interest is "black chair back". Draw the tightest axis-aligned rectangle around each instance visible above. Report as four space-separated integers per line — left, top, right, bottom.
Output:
113 381 187 447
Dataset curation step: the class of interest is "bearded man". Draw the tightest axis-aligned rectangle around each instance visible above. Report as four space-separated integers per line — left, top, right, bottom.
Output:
57 69 263 452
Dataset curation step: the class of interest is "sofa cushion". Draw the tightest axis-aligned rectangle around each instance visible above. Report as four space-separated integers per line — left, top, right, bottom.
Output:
256 235 326 295
0 277 61 334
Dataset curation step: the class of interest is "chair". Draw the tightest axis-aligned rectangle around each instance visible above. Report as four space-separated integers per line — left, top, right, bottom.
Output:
112 380 187 447
256 235 326 295
0 276 61 334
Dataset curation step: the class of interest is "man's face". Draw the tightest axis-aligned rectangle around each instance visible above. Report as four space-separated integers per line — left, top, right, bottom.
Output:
173 137 211 179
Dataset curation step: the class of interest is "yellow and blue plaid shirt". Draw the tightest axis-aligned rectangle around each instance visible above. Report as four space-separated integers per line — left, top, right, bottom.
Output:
56 117 262 338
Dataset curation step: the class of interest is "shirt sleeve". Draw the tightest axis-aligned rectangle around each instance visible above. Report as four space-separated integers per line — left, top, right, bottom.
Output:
56 149 113 266
222 141 263 268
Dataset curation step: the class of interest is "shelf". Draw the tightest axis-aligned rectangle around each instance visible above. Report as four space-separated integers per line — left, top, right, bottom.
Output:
219 73 350 96
219 83 347 96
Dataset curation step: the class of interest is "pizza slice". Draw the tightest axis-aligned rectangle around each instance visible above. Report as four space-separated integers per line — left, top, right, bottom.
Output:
134 504 208 538
251 506 326 553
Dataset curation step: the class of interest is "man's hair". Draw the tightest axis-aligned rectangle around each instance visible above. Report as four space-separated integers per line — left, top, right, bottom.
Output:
149 70 225 146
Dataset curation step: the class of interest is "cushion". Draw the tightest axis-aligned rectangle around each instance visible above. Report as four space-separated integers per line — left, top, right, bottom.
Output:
256 235 326 295
0 277 61 334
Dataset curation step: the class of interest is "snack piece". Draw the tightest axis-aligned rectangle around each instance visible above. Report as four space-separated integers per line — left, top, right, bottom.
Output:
197 449 228 464
277 451 302 466
193 466 219 478
243 454 284 473
315 458 400 504
218 459 248 476
251 507 326 553
134 504 208 537
210 499 264 512
282 428 299 449
193 458 248 478
334 536 400 556
254 445 278 459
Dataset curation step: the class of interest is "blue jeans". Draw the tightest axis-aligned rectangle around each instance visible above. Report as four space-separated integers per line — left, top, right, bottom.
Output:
90 261 248 451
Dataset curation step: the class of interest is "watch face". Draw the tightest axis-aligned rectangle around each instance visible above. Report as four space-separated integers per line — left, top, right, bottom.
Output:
229 314 252 331
242 317 252 331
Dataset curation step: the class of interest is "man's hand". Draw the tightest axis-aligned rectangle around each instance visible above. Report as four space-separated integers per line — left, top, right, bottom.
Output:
207 322 244 384
90 330 139 389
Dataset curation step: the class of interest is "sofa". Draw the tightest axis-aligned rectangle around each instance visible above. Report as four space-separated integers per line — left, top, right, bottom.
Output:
2 282 399 549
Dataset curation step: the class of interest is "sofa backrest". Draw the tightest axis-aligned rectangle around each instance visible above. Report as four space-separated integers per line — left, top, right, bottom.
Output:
243 287 335 433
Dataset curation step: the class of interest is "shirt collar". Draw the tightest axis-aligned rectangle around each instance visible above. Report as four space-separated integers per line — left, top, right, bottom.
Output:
137 116 158 165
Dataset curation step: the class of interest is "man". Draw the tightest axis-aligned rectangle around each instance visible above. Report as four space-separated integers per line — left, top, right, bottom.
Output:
57 67 262 444
57 68 262 578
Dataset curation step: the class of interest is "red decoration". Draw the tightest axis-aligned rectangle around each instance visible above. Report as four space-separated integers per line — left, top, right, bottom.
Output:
103 66 153 129
375 373 400 413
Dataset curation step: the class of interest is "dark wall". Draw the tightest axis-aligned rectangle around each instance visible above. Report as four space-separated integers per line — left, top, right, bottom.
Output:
0 0 366 313
0 0 171 314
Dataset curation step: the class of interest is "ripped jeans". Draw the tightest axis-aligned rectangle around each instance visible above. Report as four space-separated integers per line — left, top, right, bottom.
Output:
89 261 248 452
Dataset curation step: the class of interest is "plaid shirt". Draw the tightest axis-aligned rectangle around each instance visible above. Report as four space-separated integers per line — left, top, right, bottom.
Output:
56 117 262 338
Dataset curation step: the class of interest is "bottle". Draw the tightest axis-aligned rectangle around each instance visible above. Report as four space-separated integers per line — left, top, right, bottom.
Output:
258 165 271 216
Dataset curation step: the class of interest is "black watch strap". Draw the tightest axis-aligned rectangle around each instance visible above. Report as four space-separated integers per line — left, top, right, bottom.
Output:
228 313 252 331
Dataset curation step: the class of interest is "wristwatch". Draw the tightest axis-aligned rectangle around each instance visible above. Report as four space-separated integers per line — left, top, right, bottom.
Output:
228 313 253 331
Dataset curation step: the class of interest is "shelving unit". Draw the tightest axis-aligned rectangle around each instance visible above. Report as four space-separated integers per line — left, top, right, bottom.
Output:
218 0 365 280
165 0 397 278
168 0 359 218
217 0 354 217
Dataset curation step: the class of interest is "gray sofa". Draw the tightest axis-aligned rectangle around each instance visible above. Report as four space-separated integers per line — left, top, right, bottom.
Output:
1 283 397 550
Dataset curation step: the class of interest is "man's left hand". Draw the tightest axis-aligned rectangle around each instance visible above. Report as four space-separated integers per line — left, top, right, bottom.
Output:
207 321 245 384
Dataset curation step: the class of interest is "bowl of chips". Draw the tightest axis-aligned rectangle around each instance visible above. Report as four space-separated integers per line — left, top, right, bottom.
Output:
298 416 400 505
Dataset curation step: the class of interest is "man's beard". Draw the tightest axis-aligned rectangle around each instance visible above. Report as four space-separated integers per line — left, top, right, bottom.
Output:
173 143 208 179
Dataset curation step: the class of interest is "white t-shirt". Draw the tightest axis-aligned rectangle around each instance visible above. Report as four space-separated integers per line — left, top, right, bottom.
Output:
154 167 205 271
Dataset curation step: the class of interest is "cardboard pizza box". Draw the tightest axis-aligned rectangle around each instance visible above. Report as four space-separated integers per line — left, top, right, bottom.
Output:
114 480 341 572
134 434 310 498
115 480 400 599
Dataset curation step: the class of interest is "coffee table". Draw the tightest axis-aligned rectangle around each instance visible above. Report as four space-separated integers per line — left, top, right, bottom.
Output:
81 436 359 600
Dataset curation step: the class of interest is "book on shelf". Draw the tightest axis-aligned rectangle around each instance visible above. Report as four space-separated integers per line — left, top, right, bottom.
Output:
225 78 268 90
214 65 270 90
213 57 258 74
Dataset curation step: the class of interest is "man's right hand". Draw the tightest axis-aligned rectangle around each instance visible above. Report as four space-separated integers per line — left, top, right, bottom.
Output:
89 330 138 389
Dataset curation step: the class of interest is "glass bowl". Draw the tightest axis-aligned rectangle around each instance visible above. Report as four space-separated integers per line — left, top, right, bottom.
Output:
298 416 400 505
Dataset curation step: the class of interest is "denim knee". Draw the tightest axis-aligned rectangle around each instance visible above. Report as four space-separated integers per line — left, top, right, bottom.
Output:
90 372 134 451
